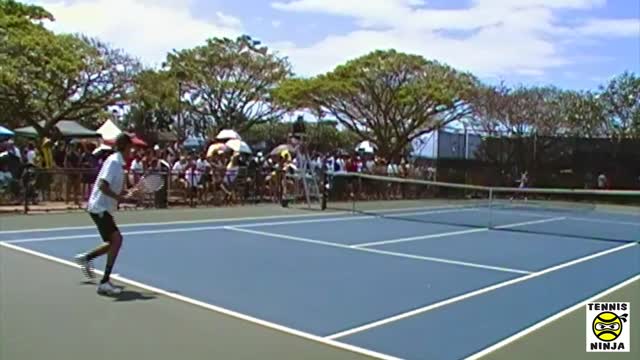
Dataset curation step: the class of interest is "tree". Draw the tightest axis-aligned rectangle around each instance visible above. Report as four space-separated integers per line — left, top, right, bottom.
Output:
0 0 141 138
242 120 359 154
274 50 478 160
599 71 640 138
123 69 181 138
470 83 571 136
164 35 292 136
558 90 607 138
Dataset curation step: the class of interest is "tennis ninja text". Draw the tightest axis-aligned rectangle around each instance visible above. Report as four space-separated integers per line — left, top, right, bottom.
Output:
588 303 628 312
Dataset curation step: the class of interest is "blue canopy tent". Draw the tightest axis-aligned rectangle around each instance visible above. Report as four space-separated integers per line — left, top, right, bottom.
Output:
13 120 101 139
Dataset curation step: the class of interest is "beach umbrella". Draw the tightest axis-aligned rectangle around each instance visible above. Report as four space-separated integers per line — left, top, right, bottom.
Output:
216 129 241 141
225 139 252 154
270 144 296 157
206 143 229 158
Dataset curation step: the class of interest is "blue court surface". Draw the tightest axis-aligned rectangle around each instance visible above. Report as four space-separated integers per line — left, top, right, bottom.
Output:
1 205 639 360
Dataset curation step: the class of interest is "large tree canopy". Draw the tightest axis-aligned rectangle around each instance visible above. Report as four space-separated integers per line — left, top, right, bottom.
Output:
599 71 640 138
274 50 478 160
0 0 140 138
471 84 570 136
243 120 359 154
164 35 292 136
122 69 181 138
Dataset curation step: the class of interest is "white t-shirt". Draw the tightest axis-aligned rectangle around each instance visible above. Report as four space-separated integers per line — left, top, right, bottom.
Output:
196 158 210 172
130 158 144 174
26 149 37 165
597 174 607 188
87 152 125 214
185 168 201 187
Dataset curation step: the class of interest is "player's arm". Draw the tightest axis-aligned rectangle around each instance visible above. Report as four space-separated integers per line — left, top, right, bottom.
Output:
98 180 129 202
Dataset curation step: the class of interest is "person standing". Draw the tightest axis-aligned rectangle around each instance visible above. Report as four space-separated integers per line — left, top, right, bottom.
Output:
75 133 136 295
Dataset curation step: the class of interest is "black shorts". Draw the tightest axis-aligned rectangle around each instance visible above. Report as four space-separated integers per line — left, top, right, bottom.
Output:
89 212 119 242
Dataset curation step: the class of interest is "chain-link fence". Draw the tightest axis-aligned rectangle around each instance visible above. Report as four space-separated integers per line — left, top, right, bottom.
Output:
0 163 329 214
432 129 640 189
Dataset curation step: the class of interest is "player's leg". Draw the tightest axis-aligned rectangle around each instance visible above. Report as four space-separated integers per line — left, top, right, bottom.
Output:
75 212 111 279
95 213 123 295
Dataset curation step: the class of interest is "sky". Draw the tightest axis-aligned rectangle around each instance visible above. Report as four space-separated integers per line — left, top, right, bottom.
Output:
24 0 639 91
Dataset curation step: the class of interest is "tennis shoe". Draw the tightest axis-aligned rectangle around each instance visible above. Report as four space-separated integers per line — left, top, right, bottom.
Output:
97 281 122 296
74 253 95 280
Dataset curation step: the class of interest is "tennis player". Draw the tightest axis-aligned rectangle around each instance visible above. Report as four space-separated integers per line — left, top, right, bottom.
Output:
75 133 136 295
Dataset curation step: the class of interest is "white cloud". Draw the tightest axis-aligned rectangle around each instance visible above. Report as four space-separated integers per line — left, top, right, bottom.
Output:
473 0 606 9
576 18 640 37
21 0 636 81
28 0 243 68
271 0 637 78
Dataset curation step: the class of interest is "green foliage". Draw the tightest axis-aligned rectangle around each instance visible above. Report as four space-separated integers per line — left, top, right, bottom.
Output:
164 35 293 135
0 1 141 138
472 76 639 140
557 90 607 138
274 49 478 160
123 69 181 137
471 83 569 136
599 71 640 138
1 0 638 153
243 120 359 154
0 0 53 21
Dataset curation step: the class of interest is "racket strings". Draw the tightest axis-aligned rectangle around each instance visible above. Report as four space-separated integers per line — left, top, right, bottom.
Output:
136 174 164 193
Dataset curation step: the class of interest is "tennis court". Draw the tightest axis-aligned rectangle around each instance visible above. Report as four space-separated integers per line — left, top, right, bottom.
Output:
1 178 639 360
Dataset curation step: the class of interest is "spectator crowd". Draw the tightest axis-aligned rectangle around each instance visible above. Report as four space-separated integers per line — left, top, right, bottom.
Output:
0 136 437 209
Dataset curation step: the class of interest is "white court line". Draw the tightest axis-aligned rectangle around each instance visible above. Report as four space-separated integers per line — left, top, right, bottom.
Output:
352 229 488 248
2 215 386 244
489 208 640 227
4 207 480 245
0 242 401 360
325 242 638 340
0 210 352 234
352 217 566 248
566 216 640 227
226 227 531 275
0 204 469 235
465 274 640 360
494 217 566 229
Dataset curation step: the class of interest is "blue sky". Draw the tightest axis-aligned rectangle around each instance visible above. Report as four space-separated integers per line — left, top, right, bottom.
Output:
29 0 640 91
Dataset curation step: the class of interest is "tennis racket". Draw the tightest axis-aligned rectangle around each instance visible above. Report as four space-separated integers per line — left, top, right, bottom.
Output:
131 173 164 194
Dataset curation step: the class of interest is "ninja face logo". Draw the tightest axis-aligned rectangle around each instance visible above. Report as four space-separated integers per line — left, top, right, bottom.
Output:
592 311 627 341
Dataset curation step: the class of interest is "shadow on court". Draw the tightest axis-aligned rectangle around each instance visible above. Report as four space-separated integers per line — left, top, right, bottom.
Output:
0 246 377 360
78 280 158 302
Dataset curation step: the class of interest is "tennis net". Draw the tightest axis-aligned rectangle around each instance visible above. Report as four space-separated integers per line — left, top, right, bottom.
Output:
325 172 640 243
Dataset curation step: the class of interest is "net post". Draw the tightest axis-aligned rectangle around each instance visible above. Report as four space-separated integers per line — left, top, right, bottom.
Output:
488 188 494 229
351 173 356 214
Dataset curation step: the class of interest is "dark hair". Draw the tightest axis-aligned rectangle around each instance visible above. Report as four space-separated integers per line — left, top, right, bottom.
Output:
115 133 132 151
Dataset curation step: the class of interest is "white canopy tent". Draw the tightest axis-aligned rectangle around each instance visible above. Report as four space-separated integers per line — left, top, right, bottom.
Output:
96 119 122 141
96 119 147 147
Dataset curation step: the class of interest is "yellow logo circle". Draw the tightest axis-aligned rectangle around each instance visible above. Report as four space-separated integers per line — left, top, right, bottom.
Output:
593 311 623 342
